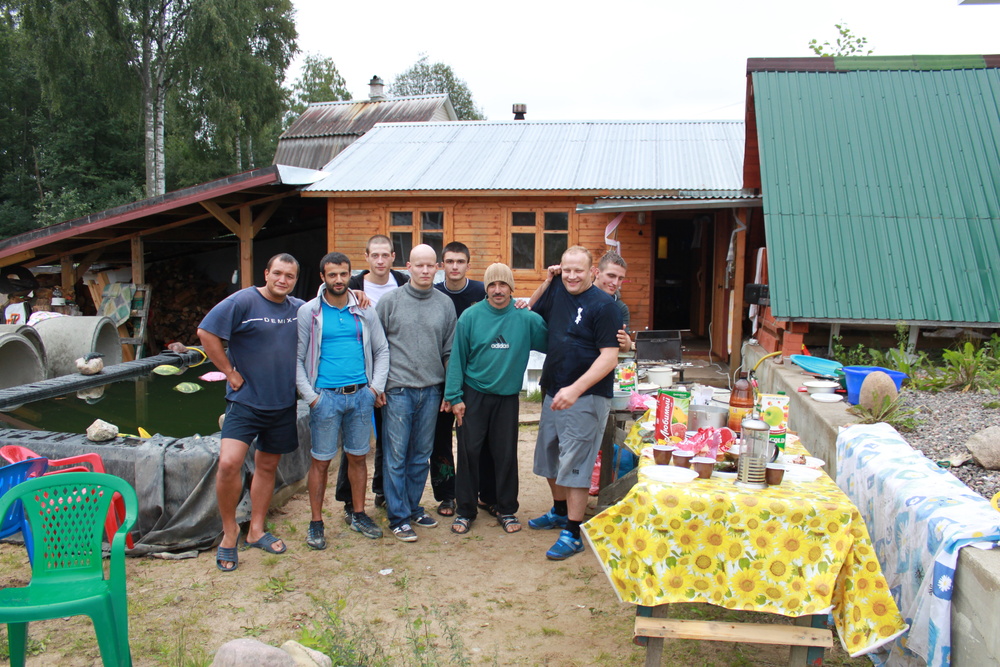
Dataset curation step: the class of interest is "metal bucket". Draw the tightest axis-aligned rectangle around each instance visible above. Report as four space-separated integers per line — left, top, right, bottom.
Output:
688 404 727 430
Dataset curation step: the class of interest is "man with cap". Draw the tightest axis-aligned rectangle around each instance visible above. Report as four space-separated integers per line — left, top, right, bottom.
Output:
444 263 547 535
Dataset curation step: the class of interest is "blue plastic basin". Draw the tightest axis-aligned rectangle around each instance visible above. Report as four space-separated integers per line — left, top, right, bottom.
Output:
843 366 907 405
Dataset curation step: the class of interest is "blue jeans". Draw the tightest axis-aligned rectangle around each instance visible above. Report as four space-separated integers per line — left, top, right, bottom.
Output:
382 385 442 529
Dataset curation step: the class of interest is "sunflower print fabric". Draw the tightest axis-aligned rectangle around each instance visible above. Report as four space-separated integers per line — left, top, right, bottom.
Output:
583 443 907 657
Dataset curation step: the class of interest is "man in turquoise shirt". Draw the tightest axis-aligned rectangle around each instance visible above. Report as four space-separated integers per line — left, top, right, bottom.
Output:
296 252 390 548
444 263 547 535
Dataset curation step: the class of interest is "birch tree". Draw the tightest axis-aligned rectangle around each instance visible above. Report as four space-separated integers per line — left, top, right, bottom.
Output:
390 54 486 120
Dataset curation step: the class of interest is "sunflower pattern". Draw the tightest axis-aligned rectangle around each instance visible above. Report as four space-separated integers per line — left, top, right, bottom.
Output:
583 443 907 657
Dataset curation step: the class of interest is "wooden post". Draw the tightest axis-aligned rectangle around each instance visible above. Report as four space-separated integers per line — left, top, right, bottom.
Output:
59 255 75 307
827 323 841 356
728 209 748 374
239 206 253 289
131 237 145 285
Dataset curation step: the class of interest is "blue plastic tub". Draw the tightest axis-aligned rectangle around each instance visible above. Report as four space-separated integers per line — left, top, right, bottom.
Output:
843 366 907 405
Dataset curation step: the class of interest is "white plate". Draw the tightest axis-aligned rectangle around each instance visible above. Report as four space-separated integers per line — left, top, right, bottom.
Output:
780 454 825 469
640 465 699 484
712 470 737 480
811 393 844 403
782 465 823 483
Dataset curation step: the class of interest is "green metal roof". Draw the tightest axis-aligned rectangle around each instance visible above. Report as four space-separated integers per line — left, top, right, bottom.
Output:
752 59 1000 324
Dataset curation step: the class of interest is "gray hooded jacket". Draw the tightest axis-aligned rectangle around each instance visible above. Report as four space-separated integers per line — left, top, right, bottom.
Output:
295 284 390 405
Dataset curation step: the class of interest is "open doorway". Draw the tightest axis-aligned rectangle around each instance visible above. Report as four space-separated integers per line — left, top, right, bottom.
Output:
652 214 713 333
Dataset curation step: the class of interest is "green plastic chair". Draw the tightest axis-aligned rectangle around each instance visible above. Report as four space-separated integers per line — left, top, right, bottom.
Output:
0 472 137 666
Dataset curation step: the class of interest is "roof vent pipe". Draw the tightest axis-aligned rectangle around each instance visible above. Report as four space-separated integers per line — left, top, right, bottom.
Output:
369 76 385 101
512 103 527 120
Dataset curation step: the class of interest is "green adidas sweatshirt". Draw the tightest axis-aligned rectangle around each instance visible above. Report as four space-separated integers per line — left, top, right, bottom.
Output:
444 299 548 404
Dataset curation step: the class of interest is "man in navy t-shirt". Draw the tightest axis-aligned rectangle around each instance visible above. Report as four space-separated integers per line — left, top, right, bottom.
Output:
527 246 621 561
197 253 304 572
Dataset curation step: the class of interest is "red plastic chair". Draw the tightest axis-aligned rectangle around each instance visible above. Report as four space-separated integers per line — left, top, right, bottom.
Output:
0 445 135 549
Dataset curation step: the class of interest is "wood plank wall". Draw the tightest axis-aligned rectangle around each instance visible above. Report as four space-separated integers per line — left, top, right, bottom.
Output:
326 196 654 331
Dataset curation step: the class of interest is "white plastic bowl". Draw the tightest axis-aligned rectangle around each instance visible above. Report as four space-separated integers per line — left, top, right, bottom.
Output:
803 380 840 394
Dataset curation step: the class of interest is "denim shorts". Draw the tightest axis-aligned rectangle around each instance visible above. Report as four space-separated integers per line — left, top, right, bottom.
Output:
309 385 377 461
221 401 299 455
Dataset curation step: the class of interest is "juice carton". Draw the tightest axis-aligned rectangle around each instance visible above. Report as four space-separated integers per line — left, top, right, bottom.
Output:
665 389 690 426
757 392 790 452
654 389 674 443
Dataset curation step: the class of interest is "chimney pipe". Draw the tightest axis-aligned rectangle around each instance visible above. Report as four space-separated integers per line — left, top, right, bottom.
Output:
512 103 527 120
369 76 385 101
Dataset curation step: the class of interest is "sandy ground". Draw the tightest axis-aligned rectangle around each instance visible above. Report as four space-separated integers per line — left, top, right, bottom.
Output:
0 420 869 666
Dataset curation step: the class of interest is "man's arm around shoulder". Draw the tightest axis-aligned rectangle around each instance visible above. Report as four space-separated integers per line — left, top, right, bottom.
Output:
294 300 319 406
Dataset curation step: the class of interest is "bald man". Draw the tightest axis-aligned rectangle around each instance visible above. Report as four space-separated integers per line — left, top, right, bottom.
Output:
376 244 457 542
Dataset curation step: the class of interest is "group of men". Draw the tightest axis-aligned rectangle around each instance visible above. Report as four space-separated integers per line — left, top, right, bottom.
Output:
197 234 629 571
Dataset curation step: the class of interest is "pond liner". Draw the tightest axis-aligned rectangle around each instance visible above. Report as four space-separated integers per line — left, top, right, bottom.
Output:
0 402 312 555
0 349 204 412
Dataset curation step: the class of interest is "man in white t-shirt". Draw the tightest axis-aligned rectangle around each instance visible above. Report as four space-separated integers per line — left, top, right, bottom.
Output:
348 235 409 305
337 235 409 518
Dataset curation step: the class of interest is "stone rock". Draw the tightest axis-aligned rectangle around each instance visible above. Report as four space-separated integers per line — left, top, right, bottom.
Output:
280 640 332 667
966 426 1000 470
211 638 295 667
86 418 119 442
859 371 898 411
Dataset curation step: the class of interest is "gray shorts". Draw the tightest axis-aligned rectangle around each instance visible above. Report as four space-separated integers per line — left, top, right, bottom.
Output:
533 393 611 488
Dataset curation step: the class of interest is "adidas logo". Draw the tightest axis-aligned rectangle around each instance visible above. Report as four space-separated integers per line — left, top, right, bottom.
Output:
490 334 510 349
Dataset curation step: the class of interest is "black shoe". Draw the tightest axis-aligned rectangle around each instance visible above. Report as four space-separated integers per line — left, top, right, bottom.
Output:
374 493 386 509
306 520 326 550
343 504 354 526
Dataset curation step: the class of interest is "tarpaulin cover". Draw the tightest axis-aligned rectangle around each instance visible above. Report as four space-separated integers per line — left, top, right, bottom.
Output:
0 403 312 555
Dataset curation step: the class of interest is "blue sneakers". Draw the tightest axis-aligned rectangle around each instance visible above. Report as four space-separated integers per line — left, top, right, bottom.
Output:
528 507 568 530
546 530 584 560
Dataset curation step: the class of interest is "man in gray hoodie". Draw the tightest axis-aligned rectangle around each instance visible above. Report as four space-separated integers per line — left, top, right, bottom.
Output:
377 244 456 542
296 252 389 548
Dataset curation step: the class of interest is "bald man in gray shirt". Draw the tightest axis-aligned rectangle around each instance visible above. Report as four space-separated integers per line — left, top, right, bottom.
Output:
376 244 456 542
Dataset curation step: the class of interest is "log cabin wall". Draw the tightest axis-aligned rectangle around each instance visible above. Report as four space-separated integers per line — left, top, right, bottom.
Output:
324 195 655 332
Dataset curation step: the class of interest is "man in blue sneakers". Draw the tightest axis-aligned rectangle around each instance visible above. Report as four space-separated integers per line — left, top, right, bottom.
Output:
296 252 390 548
527 246 622 560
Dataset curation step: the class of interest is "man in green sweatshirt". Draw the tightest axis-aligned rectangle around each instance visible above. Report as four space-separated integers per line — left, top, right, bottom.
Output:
444 263 547 535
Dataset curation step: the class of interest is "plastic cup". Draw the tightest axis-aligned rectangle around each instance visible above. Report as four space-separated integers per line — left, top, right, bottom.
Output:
652 445 674 465
765 463 785 486
672 451 694 468
691 456 715 479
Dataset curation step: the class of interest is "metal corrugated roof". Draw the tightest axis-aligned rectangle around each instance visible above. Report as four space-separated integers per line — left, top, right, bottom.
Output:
753 62 1000 324
274 95 456 169
281 94 454 138
304 120 746 193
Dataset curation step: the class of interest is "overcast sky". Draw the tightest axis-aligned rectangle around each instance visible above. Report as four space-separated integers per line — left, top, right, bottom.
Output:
290 0 1000 121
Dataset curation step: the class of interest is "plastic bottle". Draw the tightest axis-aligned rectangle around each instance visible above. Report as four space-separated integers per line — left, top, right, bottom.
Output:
727 374 754 432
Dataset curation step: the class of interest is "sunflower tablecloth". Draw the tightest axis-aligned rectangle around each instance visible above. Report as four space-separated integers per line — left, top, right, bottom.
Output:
583 442 907 657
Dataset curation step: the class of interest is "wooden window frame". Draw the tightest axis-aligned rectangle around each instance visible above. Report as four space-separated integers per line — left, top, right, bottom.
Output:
501 206 575 275
387 208 452 266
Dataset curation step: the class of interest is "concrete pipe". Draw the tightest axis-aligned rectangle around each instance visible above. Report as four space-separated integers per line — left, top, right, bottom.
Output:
0 332 45 390
34 316 122 378
0 324 47 377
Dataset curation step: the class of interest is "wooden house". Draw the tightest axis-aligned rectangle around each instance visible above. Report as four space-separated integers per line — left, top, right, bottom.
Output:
302 119 761 365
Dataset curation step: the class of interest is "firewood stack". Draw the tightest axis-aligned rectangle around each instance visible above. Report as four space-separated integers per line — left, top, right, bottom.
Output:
146 260 229 348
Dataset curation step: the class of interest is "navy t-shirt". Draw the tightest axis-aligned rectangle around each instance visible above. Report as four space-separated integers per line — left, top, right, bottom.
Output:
434 279 486 317
533 279 622 398
198 287 304 410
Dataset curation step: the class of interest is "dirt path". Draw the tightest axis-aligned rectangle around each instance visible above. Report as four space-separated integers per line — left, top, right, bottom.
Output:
1 421 869 666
